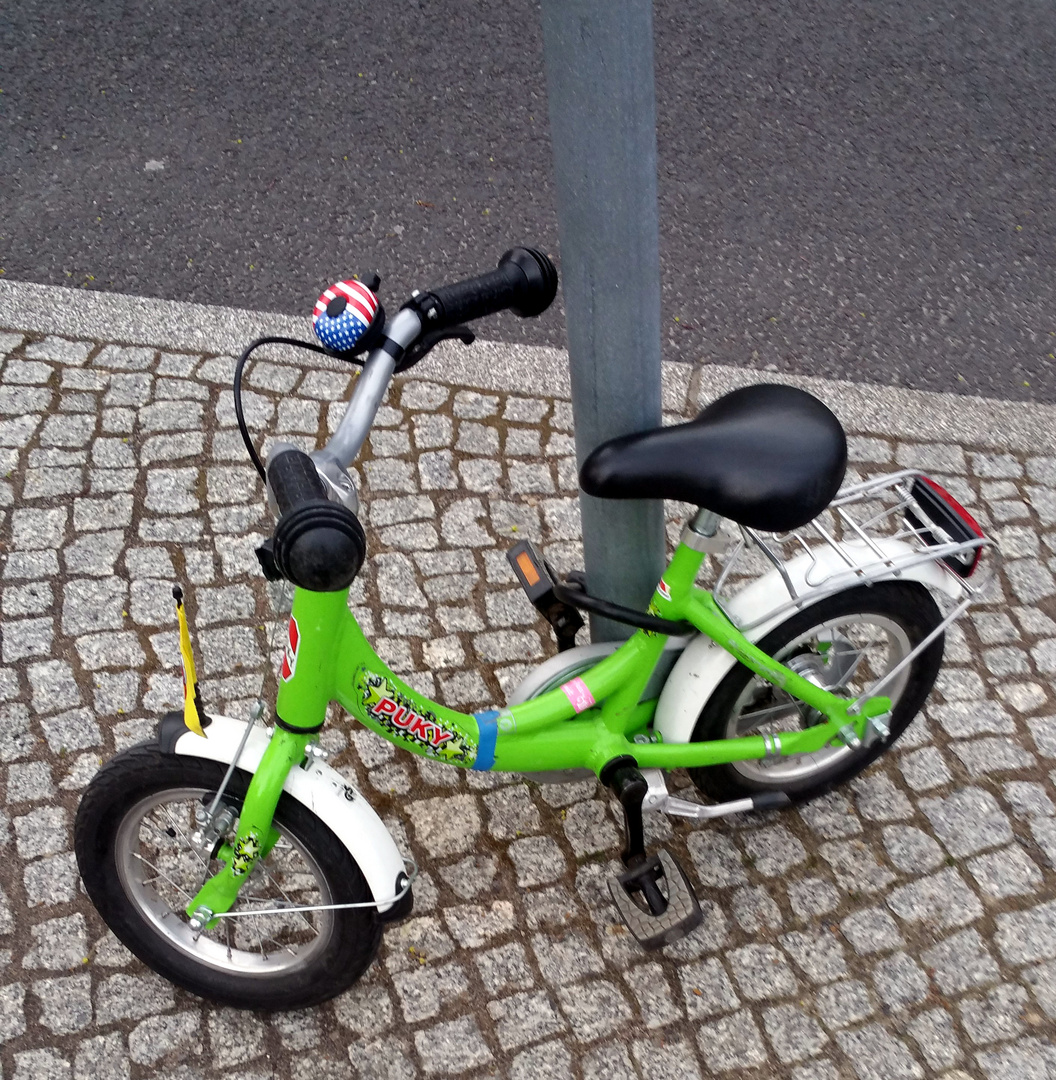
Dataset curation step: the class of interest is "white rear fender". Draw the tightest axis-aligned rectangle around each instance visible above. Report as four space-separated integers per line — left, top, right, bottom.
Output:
160 713 408 914
654 538 958 746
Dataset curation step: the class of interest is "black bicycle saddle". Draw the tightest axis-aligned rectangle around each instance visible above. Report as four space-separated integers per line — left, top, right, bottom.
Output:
579 383 847 533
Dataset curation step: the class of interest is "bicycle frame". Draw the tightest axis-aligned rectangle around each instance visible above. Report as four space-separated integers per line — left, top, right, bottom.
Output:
186 533 891 924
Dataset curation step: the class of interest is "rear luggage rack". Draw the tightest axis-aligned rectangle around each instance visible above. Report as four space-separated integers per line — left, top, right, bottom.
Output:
712 470 995 621
707 471 997 708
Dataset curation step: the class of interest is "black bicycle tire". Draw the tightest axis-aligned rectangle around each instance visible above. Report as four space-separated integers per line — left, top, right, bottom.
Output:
75 743 381 1010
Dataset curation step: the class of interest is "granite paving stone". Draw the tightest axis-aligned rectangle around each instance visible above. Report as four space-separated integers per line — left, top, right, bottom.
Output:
727 944 800 1001
1034 817 1056 868
994 901 1056 964
907 1008 963 1071
974 1039 1056 1080
919 788 1014 857
887 867 985 930
0 315 1053 1078
486 989 566 1050
1003 781 1056 819
677 956 740 1019
872 951 930 1010
1021 959 1056 1021
788 878 842 918
622 962 681 1030
920 929 1002 995
555 977 633 1041
731 884 783 931
580 1042 637 1080
967 843 1045 898
958 983 1030 1045
814 979 875 1031
779 930 849 983
762 1003 829 1064
696 1009 769 1071
835 1024 924 1080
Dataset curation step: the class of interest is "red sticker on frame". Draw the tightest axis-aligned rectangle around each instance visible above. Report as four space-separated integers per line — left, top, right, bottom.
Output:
280 617 300 682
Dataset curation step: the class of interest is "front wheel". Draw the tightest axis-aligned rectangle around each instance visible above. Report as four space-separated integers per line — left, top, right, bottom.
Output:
688 581 944 805
75 744 382 1010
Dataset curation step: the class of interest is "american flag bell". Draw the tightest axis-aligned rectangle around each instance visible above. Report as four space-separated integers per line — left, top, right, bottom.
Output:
312 279 380 354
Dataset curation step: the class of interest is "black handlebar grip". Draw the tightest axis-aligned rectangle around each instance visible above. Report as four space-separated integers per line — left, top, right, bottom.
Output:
415 247 558 330
267 448 329 516
265 448 366 592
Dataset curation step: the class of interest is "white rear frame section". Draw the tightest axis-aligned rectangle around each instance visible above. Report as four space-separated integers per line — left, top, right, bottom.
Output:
653 538 962 745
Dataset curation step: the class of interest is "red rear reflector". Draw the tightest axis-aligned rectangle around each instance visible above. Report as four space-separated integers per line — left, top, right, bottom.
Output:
906 477 985 578
919 477 984 536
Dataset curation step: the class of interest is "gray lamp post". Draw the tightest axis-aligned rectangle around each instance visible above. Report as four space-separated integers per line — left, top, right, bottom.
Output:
540 0 666 641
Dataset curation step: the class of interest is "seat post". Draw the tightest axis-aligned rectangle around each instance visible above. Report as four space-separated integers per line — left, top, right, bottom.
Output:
689 509 721 537
680 509 725 556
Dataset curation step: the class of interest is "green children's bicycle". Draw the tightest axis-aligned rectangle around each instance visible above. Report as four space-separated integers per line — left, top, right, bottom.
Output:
74 248 992 1010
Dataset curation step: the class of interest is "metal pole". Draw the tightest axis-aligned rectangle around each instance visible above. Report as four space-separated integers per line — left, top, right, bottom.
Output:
540 0 666 642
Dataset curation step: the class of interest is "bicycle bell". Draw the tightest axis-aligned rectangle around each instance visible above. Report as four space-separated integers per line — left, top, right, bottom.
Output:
312 277 384 357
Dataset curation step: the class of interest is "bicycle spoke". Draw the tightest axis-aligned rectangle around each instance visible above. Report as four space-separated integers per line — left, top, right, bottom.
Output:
833 631 885 686
247 860 319 935
151 805 210 871
131 851 195 904
733 700 801 735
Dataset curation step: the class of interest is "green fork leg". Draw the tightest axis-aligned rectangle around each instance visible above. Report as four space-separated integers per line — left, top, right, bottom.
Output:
185 726 315 926
185 588 349 925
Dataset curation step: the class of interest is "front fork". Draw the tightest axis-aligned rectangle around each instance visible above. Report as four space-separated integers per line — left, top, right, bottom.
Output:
186 726 315 928
185 588 347 928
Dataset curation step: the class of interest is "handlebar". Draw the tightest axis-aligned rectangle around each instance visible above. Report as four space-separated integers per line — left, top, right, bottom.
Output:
250 245 557 591
406 247 557 332
323 245 557 469
267 447 330 515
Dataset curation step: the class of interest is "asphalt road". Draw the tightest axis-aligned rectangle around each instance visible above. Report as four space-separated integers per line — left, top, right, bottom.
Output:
3 0 1056 403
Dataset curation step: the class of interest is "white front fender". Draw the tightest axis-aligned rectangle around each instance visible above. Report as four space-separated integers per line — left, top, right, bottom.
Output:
164 714 408 914
654 539 958 746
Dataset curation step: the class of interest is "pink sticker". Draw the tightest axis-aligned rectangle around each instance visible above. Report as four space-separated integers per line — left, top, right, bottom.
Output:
561 677 596 713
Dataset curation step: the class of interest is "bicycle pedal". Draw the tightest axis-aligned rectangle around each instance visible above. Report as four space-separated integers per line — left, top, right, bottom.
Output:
506 539 584 650
608 848 703 951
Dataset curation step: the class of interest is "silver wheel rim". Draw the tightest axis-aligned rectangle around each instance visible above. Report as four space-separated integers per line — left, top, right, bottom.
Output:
727 612 913 785
114 786 334 976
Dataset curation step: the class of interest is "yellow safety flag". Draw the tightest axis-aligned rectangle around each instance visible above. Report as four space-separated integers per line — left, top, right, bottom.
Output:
173 586 206 737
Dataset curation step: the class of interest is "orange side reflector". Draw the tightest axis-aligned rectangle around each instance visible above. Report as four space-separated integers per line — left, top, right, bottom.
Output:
515 551 541 587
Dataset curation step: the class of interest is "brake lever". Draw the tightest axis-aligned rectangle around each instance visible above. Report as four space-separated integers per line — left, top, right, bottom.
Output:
394 324 476 373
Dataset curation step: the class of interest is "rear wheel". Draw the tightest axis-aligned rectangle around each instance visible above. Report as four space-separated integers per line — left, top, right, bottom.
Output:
688 581 944 805
75 744 381 1010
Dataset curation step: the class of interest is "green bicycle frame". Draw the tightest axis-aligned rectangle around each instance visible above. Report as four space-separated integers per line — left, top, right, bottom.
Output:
187 535 890 921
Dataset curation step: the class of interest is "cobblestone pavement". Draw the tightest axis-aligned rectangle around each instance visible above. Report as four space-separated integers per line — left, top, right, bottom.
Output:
0 296 1055 1080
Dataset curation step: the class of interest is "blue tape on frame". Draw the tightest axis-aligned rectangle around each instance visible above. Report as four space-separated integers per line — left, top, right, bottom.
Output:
472 709 499 771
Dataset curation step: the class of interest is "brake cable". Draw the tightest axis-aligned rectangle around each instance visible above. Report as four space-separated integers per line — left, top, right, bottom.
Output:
234 335 363 481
